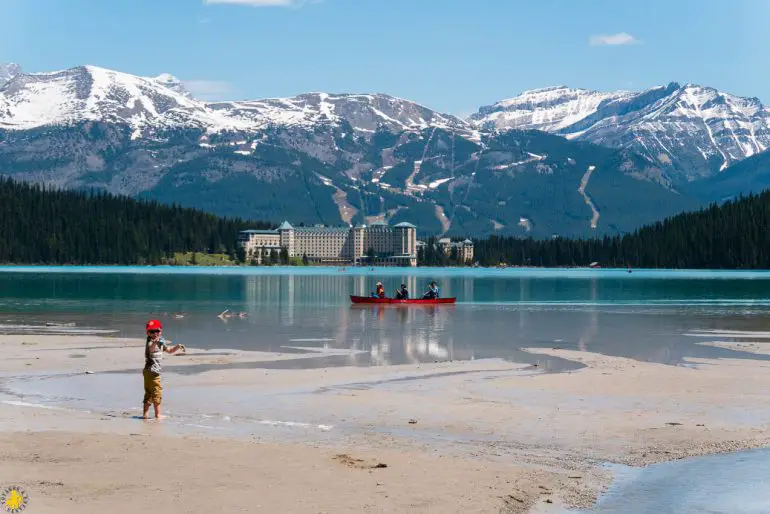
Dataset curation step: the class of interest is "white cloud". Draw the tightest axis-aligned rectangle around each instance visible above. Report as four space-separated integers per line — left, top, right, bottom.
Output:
183 80 237 101
589 32 641 46
203 0 299 6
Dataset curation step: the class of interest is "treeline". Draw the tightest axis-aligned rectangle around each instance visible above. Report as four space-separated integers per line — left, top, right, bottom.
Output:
418 238 470 267
472 192 770 269
5 175 770 269
0 178 270 264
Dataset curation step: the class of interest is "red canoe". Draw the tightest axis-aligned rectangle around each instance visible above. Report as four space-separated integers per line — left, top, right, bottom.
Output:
350 295 457 305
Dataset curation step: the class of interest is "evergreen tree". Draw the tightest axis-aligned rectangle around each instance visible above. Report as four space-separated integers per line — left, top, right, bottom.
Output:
0 177 270 265
236 246 247 264
471 193 770 269
6 176 770 270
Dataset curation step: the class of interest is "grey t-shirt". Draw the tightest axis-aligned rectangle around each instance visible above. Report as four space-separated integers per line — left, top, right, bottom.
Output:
144 337 167 374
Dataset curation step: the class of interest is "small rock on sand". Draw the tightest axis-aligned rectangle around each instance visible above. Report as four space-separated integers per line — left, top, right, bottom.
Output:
334 454 388 470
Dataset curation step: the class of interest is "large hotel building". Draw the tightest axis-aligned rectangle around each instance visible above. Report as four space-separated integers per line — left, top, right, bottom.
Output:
239 221 418 266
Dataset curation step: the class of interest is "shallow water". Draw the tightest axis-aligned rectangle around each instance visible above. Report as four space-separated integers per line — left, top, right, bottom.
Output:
2 267 770 369
571 449 770 513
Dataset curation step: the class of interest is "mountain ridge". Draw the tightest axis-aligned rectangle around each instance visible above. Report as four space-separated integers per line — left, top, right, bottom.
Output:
0 63 473 138
4 61 769 183
471 81 770 181
0 63 22 87
1 62 768 238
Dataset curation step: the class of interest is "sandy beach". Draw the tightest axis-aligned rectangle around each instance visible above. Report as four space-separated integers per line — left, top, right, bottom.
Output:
1 333 770 513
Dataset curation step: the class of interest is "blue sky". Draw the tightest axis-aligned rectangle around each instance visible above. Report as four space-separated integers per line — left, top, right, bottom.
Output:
1 0 768 115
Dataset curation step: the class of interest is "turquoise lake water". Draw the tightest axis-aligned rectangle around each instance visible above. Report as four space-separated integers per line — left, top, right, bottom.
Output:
2 266 770 369
3 266 770 512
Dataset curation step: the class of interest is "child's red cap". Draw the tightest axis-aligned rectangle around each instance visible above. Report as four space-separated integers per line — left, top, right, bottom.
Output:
145 319 162 331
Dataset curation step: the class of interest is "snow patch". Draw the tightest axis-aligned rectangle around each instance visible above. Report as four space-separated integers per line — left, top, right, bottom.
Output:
428 177 453 189
578 165 600 229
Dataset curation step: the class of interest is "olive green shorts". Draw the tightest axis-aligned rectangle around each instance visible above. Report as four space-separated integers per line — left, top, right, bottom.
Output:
142 369 163 405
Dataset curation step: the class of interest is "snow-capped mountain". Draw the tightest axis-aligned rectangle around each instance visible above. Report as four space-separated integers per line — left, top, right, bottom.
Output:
0 63 22 87
470 86 633 133
0 65 251 137
471 83 770 180
4 62 767 182
208 92 471 134
151 73 192 99
1 61 769 237
0 64 471 138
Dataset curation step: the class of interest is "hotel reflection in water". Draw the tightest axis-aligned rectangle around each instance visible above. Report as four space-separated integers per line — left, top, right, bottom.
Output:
243 274 476 365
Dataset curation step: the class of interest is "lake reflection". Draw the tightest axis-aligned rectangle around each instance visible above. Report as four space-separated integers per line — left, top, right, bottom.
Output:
2 268 770 369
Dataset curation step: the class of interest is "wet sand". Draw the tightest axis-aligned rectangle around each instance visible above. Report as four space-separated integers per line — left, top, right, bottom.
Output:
1 334 770 512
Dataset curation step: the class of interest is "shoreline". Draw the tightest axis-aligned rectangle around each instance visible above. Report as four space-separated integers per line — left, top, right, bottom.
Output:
1 334 770 512
5 264 770 277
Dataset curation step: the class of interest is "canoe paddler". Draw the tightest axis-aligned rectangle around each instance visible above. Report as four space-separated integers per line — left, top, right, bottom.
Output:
422 281 440 299
371 281 386 299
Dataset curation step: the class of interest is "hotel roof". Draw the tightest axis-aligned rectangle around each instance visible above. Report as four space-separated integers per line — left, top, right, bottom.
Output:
240 229 278 235
241 221 419 234
294 226 350 233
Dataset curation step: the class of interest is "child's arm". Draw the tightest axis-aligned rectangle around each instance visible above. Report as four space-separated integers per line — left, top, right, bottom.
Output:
165 343 186 354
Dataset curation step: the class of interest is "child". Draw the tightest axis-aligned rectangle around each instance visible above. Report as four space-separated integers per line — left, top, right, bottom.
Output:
142 319 186 419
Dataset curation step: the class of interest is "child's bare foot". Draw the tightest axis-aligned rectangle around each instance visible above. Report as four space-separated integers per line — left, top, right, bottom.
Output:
142 415 150 420
155 414 166 420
